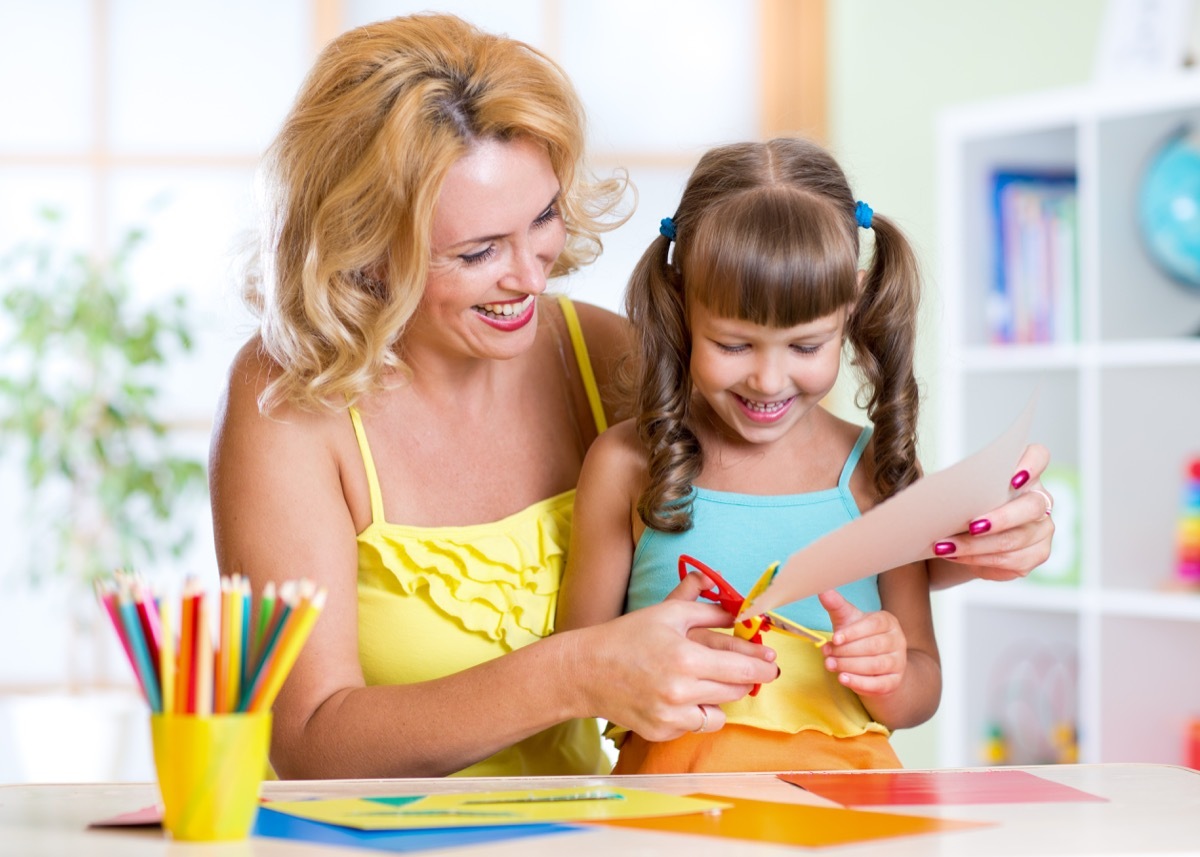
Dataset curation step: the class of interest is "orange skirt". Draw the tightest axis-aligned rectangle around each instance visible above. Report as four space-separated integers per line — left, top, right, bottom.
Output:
612 725 901 774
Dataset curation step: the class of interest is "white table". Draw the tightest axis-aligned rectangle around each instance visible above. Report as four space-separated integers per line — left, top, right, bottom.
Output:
2 764 1199 856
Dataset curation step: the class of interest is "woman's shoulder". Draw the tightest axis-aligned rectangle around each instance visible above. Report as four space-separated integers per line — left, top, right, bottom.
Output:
560 298 631 361
216 335 343 437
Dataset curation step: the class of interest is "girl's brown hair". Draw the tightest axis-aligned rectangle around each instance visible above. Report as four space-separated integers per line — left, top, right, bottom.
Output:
626 137 921 532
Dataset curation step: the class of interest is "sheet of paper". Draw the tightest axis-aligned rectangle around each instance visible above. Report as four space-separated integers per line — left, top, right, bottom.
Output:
593 792 990 848
254 806 573 853
778 769 1108 806
265 787 730 831
740 396 1035 618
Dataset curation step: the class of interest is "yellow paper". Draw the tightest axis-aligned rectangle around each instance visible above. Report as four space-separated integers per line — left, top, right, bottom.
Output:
266 787 730 830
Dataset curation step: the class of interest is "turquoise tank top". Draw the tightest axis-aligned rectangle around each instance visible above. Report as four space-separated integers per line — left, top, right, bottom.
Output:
626 426 879 628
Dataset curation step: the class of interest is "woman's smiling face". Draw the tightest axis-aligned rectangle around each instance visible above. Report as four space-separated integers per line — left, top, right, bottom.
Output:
407 136 566 361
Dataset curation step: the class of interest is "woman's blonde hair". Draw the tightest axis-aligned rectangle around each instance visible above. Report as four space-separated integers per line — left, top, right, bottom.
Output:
244 13 626 412
627 137 922 532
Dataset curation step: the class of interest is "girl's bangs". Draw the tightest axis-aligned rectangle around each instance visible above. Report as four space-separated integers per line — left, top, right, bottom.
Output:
684 191 858 327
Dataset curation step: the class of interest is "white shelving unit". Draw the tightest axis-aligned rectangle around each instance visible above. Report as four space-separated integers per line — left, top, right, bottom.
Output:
935 75 1200 769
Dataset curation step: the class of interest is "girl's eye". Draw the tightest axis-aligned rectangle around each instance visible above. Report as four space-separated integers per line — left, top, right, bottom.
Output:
533 203 560 228
717 342 748 354
792 343 822 355
460 245 496 266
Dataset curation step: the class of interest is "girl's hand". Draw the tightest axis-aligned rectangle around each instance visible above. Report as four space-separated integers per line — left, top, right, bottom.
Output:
930 443 1055 586
818 590 906 696
573 571 779 741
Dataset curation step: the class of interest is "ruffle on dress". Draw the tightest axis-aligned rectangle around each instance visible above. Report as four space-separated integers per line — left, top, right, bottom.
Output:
357 491 574 652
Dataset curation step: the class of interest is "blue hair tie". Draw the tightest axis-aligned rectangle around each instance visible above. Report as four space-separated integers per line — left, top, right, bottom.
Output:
855 200 873 230
659 217 676 241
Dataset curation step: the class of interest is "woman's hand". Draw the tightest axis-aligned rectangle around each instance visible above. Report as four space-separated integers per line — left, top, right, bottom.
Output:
569 571 779 741
929 443 1056 588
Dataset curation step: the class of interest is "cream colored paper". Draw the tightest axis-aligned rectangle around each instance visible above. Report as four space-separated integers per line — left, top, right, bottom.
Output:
739 397 1036 619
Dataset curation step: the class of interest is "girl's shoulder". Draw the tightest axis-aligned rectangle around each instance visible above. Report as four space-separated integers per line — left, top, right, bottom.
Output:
586 417 643 468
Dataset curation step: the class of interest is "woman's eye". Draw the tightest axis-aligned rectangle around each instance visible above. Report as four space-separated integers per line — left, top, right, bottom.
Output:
460 245 496 266
533 203 560 228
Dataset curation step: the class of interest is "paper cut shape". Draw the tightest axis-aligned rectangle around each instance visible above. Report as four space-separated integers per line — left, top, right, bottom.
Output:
740 396 1035 618
778 769 1108 805
253 806 573 853
593 792 990 847
87 804 163 828
265 787 730 830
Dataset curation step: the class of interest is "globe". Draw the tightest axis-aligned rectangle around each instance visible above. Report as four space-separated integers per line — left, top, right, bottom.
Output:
1138 127 1200 291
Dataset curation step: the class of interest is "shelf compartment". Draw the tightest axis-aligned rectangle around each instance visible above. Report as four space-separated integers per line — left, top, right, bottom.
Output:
1097 614 1200 764
1098 365 1200 591
1096 106 1200 342
954 604 1079 768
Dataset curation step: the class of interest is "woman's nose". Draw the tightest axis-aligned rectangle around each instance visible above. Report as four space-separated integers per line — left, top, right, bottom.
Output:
501 242 550 295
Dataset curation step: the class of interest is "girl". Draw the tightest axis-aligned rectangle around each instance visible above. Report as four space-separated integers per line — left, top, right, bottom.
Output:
557 137 940 774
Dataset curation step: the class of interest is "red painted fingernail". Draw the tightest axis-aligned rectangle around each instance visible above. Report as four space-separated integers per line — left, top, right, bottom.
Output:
969 518 992 535
1011 470 1030 489
934 541 957 556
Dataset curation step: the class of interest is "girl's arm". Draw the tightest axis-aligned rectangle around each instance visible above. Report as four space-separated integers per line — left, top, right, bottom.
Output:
211 347 776 778
556 421 642 632
818 560 941 730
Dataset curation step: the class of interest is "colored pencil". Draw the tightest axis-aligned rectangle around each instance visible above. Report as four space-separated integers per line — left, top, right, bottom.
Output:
238 575 252 702
215 578 232 714
247 585 326 713
253 580 277 668
117 585 162 713
159 594 176 715
240 581 296 711
95 580 146 706
224 576 245 714
178 579 199 714
194 590 213 716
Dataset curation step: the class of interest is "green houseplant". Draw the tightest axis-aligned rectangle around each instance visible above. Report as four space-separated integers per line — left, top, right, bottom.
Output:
0 208 207 592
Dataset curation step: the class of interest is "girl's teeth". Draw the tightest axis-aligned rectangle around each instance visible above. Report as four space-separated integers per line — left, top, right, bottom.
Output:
743 397 787 413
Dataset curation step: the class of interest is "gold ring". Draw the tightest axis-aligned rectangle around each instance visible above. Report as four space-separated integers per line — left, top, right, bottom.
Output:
1029 487 1053 516
692 705 709 733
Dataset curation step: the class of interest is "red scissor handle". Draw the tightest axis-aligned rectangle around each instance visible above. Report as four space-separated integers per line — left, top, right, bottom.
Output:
678 554 768 695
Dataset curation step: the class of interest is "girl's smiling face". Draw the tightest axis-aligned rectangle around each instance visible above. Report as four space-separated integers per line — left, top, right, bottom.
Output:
688 300 849 445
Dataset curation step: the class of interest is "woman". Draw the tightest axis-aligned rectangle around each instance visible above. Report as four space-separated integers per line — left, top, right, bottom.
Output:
210 13 1053 780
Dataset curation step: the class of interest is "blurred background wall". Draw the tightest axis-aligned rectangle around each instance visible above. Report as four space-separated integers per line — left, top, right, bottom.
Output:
0 0 1119 780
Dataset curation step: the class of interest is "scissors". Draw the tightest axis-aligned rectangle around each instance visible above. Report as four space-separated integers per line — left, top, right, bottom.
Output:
678 554 827 696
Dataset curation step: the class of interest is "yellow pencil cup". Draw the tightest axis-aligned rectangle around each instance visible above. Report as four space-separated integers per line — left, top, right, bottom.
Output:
150 711 271 841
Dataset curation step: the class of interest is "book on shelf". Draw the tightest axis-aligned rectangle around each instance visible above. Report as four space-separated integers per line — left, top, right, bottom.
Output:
988 171 1079 345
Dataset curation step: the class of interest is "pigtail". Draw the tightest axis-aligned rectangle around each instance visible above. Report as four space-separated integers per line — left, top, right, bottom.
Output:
847 212 922 501
626 233 702 532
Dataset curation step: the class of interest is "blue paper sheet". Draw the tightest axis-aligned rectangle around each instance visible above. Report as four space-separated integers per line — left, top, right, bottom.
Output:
253 805 576 853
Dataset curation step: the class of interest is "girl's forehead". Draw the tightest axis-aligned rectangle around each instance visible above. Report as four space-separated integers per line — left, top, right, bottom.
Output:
690 301 849 337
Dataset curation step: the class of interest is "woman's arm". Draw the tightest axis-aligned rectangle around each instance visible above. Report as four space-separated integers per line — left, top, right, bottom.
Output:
929 444 1055 588
210 343 777 778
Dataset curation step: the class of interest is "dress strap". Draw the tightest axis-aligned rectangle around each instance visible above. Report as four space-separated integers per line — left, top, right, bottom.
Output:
556 294 607 434
348 406 386 525
838 425 874 490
